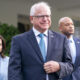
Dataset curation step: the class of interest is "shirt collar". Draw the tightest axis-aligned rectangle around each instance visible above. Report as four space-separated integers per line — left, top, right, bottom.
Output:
68 35 74 42
33 27 48 37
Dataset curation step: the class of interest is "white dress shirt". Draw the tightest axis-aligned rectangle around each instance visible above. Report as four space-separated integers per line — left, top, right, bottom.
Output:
68 36 76 63
33 27 49 80
0 56 9 80
33 27 48 54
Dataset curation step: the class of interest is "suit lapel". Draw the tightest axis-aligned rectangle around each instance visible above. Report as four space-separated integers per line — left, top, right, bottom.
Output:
74 38 80 66
46 30 55 61
27 29 44 62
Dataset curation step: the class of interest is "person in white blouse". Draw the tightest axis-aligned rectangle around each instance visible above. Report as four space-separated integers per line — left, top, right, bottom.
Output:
0 35 9 80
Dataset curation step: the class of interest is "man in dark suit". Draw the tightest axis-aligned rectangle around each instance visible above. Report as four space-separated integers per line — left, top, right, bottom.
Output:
59 17 80 80
8 2 73 80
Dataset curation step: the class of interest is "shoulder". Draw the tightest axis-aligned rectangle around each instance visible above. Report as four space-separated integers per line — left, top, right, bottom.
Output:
12 29 32 40
73 37 80 41
73 37 80 43
4 56 9 61
49 30 66 38
13 32 28 39
5 56 9 59
1 56 9 63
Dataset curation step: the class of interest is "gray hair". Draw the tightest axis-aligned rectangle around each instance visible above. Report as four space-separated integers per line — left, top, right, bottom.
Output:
30 2 51 16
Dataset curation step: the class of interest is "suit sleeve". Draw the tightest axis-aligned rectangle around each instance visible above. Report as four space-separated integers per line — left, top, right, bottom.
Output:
72 66 80 80
8 37 23 80
58 37 74 79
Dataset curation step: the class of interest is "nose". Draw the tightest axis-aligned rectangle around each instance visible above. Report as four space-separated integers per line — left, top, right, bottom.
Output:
42 16 48 21
43 16 47 19
69 24 74 28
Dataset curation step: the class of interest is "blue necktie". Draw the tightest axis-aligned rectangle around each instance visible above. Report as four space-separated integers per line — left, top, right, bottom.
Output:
39 33 46 61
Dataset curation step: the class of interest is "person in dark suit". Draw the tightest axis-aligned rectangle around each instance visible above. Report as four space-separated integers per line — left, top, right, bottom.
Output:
59 17 80 80
8 2 73 80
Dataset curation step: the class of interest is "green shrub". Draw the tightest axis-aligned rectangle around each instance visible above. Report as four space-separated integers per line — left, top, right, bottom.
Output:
0 23 20 56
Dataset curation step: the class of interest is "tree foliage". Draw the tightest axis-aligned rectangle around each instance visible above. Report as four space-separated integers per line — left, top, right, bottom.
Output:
0 23 20 55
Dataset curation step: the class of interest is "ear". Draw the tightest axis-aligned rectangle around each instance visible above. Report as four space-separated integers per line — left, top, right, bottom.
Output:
30 16 33 23
59 26 62 32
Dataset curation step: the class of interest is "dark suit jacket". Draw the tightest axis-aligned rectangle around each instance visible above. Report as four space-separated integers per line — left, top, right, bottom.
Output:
63 37 80 80
8 29 73 80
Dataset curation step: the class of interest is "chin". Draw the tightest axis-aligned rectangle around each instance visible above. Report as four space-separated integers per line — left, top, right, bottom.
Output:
43 27 48 30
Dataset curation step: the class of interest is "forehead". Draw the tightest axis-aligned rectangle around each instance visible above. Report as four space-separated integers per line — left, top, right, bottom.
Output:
62 18 73 24
34 6 50 15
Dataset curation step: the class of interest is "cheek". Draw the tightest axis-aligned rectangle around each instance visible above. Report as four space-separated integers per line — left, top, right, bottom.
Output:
0 46 2 50
33 19 39 24
49 20 51 25
48 19 51 25
30 20 33 24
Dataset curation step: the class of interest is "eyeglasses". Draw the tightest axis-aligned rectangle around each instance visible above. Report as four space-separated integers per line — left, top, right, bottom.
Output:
32 15 51 19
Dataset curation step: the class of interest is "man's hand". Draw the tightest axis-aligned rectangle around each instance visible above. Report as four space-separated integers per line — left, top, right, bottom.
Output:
44 61 60 73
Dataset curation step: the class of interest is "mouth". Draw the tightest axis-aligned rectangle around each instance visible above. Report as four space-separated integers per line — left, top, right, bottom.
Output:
41 22 48 25
70 29 74 31
69 29 74 33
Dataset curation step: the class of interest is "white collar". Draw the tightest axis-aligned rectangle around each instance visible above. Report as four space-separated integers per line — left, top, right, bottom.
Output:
68 35 74 42
33 27 48 37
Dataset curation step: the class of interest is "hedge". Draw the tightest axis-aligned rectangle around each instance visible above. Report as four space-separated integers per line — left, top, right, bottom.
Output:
0 23 20 56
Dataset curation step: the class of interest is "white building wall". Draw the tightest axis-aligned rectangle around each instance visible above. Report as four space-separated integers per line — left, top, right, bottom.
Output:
0 0 80 32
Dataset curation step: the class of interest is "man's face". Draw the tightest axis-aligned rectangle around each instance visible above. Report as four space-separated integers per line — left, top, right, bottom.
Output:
30 6 51 32
59 18 74 36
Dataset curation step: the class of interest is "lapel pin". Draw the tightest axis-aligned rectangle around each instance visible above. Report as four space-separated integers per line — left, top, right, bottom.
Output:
77 41 80 44
51 35 54 38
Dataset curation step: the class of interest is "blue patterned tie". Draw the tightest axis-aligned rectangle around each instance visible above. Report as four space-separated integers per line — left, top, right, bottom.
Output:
39 33 46 61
